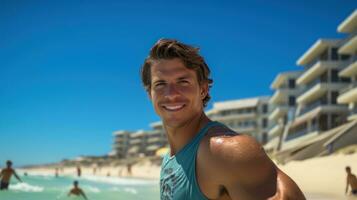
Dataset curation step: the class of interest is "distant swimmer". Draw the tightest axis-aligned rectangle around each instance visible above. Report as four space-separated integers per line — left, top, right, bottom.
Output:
345 166 357 195
68 180 88 200
0 160 22 190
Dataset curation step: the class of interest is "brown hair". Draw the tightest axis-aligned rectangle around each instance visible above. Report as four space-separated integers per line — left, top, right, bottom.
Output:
141 39 213 107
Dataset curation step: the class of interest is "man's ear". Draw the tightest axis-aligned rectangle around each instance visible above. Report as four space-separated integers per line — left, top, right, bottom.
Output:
200 82 209 100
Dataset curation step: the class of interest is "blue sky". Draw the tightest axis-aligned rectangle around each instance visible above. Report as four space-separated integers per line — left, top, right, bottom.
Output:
0 1 356 166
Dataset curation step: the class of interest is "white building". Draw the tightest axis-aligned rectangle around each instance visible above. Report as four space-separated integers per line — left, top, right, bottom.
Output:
281 38 350 151
337 10 357 121
112 120 168 159
206 96 270 144
265 71 302 153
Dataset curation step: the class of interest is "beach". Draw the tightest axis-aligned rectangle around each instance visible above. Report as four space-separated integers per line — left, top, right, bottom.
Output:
277 151 357 200
14 150 356 199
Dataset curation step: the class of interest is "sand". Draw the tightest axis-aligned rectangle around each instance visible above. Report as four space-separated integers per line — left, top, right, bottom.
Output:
277 152 357 200
20 152 357 199
21 159 161 179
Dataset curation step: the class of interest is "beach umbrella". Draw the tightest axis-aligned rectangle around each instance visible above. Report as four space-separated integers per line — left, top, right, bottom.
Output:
155 147 169 157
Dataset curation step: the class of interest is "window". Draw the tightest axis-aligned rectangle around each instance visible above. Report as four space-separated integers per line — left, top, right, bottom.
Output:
331 48 339 60
331 91 339 104
262 104 268 113
331 69 339 82
340 54 350 60
288 96 296 106
341 77 351 83
288 79 296 89
262 118 268 128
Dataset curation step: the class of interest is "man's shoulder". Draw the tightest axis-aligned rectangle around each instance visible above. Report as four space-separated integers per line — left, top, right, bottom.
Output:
197 126 272 185
200 126 266 169
2 168 13 173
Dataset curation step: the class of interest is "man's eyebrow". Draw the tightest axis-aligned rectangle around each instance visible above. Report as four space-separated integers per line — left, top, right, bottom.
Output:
152 79 166 84
177 74 193 80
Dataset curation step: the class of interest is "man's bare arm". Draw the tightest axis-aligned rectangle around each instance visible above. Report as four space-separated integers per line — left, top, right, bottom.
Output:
204 134 305 199
346 176 349 194
13 171 22 182
80 190 88 200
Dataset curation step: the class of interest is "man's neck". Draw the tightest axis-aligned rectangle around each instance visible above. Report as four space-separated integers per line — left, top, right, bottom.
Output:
164 112 210 156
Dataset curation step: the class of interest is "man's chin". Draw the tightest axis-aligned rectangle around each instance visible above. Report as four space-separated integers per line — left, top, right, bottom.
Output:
161 118 186 128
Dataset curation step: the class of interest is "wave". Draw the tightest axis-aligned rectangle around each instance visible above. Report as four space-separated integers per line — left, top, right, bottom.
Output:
85 185 101 193
124 187 138 194
9 182 44 192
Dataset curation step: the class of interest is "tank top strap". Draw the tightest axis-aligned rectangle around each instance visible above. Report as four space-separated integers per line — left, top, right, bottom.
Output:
191 121 222 148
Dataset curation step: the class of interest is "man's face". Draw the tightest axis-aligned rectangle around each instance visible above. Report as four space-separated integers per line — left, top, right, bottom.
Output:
149 58 207 128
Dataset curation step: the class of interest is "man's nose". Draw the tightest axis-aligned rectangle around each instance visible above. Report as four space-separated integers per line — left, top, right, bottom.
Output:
164 84 180 99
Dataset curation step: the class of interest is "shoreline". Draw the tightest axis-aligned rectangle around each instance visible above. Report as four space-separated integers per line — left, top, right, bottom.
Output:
18 152 357 199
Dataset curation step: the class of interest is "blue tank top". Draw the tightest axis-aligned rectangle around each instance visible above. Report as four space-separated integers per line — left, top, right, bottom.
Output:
160 121 222 200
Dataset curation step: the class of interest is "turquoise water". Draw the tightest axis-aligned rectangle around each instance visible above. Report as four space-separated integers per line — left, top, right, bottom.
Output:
0 174 159 200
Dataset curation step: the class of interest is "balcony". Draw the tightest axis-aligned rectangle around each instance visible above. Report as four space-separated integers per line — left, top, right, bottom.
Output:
269 105 289 122
339 57 357 77
297 60 340 85
268 123 284 138
348 107 357 121
147 137 162 144
129 138 142 145
297 79 328 104
285 124 318 141
297 39 339 66
338 11 357 33
338 82 357 104
270 88 300 104
212 112 256 121
339 34 357 54
233 125 256 133
300 99 327 116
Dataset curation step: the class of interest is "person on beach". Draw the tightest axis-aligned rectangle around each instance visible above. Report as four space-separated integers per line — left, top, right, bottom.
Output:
68 180 88 200
127 163 132 176
0 160 22 190
345 166 357 195
141 39 306 200
77 166 81 177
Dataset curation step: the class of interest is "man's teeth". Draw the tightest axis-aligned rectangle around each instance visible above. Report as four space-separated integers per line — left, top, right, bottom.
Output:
164 105 184 110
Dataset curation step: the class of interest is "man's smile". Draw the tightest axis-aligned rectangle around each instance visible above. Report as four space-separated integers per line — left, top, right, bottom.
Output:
161 103 186 112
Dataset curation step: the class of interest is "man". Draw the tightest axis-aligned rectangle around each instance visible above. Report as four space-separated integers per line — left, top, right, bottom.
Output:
0 160 22 190
68 180 88 200
345 166 357 195
141 39 305 199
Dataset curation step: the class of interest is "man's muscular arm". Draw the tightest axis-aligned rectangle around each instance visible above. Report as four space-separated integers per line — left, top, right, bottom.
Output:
201 134 305 200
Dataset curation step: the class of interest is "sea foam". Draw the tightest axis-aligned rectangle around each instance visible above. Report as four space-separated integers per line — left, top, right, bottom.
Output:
9 182 44 192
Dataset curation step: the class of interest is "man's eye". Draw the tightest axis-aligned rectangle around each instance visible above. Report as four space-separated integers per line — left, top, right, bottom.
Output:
154 82 165 88
178 80 189 85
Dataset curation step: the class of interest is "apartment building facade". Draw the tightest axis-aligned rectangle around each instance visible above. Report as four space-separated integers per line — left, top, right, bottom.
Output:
112 122 167 158
265 71 302 152
337 10 357 121
206 96 271 144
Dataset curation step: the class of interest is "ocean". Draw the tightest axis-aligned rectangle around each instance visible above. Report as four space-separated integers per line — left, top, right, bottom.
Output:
0 173 347 200
0 173 159 200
